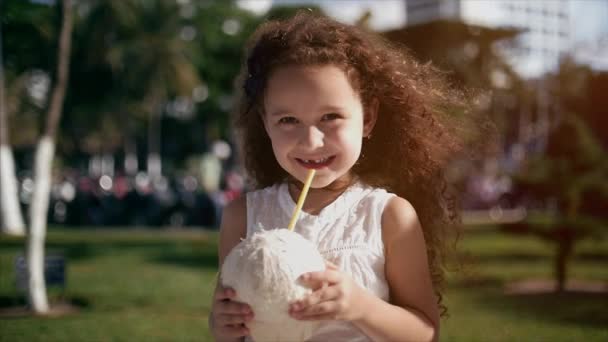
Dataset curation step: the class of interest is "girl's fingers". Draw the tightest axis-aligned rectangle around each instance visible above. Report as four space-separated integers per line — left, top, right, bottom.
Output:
217 301 252 315
290 286 339 311
214 286 235 301
222 324 250 338
212 286 252 338
294 313 336 321
214 287 252 314
218 313 254 325
299 269 341 289
291 301 338 320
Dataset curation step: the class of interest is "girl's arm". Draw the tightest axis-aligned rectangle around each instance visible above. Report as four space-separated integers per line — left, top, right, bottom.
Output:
354 196 440 342
209 196 250 342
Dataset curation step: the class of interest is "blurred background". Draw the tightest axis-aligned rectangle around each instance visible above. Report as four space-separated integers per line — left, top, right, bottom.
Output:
0 0 606 341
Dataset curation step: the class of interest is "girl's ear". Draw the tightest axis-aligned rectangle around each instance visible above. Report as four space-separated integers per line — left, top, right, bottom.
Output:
363 98 379 138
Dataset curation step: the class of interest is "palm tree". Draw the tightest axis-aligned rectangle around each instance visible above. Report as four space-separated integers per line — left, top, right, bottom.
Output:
67 0 200 177
101 0 200 178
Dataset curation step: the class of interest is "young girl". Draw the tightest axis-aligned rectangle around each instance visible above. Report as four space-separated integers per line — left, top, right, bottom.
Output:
210 12 473 342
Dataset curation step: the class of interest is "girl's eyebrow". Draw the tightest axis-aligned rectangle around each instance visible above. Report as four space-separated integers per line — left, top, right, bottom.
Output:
319 105 345 112
269 105 345 117
268 109 293 117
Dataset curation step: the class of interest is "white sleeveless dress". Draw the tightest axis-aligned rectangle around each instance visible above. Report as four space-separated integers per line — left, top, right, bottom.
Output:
246 181 395 342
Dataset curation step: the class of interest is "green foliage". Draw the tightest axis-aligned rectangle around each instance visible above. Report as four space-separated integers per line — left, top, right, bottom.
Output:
188 2 261 141
3 0 264 166
506 79 608 288
1 0 56 73
2 1 58 147
68 7 181 153
515 112 608 224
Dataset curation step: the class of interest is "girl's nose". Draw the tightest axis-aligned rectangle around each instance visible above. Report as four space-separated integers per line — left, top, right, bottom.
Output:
299 125 325 150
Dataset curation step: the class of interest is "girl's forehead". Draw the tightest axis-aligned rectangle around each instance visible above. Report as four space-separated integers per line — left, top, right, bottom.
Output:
268 64 348 82
265 65 360 104
264 65 362 116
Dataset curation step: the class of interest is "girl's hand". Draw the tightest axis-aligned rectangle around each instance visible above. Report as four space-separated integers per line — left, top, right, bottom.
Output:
210 284 254 340
288 261 367 322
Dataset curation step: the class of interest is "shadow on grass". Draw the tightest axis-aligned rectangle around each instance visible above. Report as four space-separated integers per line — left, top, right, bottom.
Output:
3 241 207 263
466 252 551 263
0 295 90 308
2 228 218 262
0 241 185 261
450 275 504 288
48 244 98 260
0 295 91 319
466 252 608 264
576 252 608 262
477 289 608 329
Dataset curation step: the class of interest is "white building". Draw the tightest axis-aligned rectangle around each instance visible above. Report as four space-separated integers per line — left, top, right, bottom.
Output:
459 0 571 78
406 0 608 78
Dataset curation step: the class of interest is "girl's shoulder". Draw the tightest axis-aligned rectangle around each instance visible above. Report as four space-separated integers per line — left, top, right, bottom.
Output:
380 195 422 247
218 195 247 264
356 182 397 208
222 195 247 221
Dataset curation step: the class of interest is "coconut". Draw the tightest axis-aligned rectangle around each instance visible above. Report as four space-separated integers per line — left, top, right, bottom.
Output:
221 228 326 342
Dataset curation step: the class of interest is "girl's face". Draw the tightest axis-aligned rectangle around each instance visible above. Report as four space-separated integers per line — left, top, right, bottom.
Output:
263 65 376 188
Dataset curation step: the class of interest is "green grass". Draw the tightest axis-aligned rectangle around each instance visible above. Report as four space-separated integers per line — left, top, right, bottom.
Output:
442 229 608 342
0 228 218 342
1 227 607 341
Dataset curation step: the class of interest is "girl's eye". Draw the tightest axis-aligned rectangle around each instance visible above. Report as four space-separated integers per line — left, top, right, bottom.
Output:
322 113 341 121
278 116 298 125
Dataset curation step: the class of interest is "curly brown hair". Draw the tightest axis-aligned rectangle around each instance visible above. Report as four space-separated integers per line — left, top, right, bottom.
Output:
234 12 479 316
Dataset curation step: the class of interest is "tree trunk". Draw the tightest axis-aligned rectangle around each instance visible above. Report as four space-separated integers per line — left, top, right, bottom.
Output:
27 0 72 314
124 138 138 176
27 137 54 313
555 228 574 292
0 146 26 236
0 21 26 236
147 104 162 179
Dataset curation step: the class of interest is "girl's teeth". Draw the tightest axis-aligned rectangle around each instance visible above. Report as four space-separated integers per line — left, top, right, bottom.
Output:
305 158 327 164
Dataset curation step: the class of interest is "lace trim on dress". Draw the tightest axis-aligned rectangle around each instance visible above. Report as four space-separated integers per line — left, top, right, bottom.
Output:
319 244 369 255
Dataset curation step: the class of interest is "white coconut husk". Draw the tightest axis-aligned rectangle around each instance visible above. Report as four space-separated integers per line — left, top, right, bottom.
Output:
221 228 325 342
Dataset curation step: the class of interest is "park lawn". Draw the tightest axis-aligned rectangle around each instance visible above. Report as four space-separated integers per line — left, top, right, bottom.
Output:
442 229 608 342
1 227 607 341
0 228 218 341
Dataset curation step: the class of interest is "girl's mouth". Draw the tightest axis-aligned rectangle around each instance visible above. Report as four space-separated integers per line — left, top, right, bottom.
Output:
295 156 336 169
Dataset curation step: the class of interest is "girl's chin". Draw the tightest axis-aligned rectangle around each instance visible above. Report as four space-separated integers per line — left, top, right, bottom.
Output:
289 170 336 189
304 172 352 190
310 178 335 189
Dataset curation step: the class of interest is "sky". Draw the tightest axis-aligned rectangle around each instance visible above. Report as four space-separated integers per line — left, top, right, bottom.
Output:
237 0 406 30
238 0 607 38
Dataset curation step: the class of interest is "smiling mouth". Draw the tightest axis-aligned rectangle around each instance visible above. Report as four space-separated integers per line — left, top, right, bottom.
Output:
295 156 336 169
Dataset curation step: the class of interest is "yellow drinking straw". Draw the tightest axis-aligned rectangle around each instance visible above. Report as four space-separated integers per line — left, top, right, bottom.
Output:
287 169 316 231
